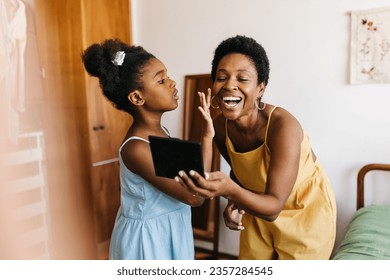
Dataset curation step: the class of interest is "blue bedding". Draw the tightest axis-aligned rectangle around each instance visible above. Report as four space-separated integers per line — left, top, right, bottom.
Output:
333 205 390 260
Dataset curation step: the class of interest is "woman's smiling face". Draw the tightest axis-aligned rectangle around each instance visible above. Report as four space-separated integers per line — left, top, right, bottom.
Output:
213 53 264 120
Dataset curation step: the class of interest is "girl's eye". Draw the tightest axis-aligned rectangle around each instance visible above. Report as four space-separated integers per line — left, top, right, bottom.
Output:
216 76 226 81
158 76 170 84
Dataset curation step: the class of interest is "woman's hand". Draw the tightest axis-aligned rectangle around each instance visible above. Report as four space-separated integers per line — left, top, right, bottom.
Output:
176 170 245 230
223 201 245 231
198 88 215 139
175 170 235 200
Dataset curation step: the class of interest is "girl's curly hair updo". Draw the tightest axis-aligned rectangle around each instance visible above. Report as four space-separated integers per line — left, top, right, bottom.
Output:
81 38 155 114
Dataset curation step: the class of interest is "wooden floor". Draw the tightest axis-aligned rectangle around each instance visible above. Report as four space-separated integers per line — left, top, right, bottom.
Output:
195 247 238 260
101 247 237 260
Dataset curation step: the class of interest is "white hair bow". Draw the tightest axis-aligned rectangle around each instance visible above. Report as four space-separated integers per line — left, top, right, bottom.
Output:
112 51 126 66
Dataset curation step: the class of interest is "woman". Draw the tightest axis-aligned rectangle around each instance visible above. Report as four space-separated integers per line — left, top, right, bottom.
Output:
177 35 337 260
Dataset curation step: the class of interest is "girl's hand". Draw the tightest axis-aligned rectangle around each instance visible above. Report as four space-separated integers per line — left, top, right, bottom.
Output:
223 201 245 231
198 88 215 139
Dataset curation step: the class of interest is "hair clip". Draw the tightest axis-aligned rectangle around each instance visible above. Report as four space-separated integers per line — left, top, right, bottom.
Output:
112 51 126 66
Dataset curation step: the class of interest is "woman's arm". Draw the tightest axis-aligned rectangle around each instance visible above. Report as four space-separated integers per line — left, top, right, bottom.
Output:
178 109 303 220
197 89 214 172
223 170 245 230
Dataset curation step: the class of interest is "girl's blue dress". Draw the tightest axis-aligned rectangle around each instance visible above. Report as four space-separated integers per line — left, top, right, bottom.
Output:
109 136 194 260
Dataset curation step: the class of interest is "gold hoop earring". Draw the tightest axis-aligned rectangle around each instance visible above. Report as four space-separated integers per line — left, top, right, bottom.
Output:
210 96 219 109
255 97 266 111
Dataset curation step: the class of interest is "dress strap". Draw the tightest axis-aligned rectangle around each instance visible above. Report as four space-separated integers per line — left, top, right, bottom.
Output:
161 126 170 136
264 106 278 144
119 136 149 152
225 107 278 141
119 126 169 152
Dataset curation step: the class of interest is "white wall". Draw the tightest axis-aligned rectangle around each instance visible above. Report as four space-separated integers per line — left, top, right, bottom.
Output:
131 0 390 256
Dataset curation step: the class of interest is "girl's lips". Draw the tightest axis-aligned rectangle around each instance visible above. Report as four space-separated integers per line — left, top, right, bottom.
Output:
173 89 179 100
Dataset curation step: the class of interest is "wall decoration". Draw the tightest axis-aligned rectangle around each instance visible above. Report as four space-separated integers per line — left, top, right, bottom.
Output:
350 7 390 84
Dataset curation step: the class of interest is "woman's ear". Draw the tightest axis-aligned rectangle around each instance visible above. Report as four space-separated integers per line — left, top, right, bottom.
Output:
259 82 265 94
257 82 266 98
128 90 145 106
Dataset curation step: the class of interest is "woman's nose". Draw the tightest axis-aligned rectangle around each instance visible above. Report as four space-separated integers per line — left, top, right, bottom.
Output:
224 80 237 90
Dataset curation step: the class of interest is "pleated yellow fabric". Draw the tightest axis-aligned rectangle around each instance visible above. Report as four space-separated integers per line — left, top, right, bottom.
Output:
226 107 337 260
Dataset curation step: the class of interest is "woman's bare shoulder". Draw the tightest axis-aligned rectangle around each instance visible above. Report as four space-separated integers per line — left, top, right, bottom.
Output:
268 106 303 144
270 106 301 128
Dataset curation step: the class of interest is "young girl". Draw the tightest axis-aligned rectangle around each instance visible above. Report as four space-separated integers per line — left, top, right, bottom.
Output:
178 35 337 260
81 39 214 260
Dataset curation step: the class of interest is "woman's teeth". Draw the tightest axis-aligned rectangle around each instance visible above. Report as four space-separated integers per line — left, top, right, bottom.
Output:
222 96 242 107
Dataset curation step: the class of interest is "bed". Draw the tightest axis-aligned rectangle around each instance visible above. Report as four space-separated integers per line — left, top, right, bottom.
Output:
332 163 390 260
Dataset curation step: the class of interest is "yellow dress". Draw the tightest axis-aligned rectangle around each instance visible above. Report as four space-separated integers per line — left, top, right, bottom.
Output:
226 107 337 260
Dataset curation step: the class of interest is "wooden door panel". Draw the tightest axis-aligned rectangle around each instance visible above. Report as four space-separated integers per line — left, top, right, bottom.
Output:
90 162 121 251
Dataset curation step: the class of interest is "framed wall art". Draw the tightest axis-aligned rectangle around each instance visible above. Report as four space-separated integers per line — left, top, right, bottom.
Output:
350 7 390 84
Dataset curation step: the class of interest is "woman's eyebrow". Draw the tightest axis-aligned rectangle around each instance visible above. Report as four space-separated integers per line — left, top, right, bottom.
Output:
217 68 252 74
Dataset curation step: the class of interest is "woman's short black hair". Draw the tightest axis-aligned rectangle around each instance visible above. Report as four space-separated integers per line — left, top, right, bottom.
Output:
211 35 270 86
81 38 155 114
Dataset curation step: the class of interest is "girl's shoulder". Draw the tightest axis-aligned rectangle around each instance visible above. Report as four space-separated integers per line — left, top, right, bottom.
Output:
120 136 150 167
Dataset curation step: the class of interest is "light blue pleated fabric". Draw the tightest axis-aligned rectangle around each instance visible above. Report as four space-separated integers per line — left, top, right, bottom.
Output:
109 136 194 260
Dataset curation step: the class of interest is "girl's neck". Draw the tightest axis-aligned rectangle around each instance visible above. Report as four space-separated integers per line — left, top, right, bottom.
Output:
129 118 167 138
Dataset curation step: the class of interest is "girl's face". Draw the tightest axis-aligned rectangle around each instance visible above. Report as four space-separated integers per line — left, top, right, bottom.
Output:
140 58 178 112
213 53 264 120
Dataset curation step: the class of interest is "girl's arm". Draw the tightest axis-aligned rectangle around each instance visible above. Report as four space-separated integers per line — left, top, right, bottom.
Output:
121 140 204 206
120 90 213 207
